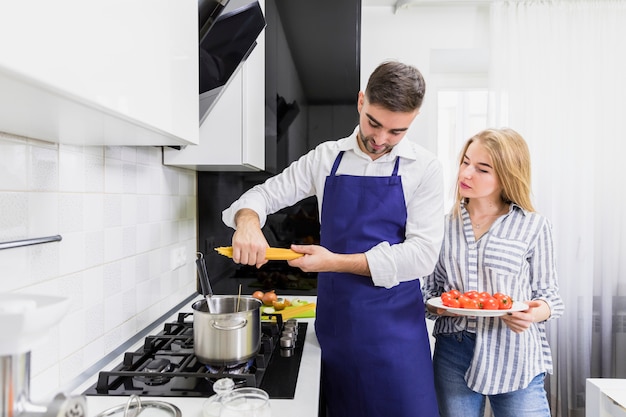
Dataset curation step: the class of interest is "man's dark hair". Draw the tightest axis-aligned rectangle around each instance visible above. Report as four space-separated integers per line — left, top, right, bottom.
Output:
365 61 426 113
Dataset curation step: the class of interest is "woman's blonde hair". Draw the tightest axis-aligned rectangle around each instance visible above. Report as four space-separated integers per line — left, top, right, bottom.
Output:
452 128 535 217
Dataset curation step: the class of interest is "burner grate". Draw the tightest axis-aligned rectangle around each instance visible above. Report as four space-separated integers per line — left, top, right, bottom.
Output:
83 310 306 399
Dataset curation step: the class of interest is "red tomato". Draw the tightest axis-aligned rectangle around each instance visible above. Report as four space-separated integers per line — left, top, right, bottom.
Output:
460 296 479 309
441 292 454 303
442 297 461 308
448 289 462 299
493 292 514 310
464 290 480 300
458 294 470 304
481 297 500 310
479 291 492 299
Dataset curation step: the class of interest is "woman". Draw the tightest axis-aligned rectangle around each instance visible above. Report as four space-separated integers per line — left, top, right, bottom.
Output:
423 128 564 417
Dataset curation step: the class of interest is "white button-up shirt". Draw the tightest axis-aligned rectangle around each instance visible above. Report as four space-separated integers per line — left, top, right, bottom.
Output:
222 126 444 288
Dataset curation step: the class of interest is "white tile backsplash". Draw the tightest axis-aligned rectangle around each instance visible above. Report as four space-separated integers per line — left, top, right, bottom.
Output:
59 193 84 233
104 157 123 194
0 134 197 402
0 192 29 241
29 144 59 191
59 148 85 192
83 195 104 231
0 135 28 190
59 232 87 276
29 192 59 236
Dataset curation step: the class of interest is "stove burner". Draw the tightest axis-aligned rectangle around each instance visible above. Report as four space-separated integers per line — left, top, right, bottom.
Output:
83 312 308 399
134 358 172 386
206 358 254 375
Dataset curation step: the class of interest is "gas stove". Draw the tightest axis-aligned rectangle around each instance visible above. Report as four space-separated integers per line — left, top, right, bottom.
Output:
83 312 307 399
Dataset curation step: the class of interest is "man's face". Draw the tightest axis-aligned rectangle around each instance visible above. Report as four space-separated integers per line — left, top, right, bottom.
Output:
356 92 419 160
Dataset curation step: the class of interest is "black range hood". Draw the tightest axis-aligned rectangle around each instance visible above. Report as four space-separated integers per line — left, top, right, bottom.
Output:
199 0 266 124
198 0 229 42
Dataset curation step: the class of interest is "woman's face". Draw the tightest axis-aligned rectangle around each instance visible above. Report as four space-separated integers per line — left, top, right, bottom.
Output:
458 141 502 201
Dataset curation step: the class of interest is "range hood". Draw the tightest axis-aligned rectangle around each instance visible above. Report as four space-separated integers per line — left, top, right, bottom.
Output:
199 0 266 124
199 0 229 41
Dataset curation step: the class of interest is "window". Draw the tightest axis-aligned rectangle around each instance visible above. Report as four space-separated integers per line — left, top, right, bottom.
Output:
437 89 488 211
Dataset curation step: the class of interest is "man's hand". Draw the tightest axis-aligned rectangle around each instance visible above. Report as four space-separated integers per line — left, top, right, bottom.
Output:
288 244 370 276
232 209 269 268
287 244 334 272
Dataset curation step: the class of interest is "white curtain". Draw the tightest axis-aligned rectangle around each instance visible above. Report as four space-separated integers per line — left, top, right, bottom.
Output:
488 1 626 416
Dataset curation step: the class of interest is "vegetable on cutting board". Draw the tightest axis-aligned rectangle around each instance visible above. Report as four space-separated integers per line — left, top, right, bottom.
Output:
251 291 316 318
262 301 316 320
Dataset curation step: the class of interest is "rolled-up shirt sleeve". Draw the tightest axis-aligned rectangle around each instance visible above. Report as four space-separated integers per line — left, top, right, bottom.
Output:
530 219 565 320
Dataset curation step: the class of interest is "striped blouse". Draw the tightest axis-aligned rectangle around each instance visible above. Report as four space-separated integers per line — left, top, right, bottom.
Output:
422 202 564 395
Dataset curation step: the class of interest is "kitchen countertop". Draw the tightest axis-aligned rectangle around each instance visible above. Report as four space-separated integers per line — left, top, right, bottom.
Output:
72 295 320 417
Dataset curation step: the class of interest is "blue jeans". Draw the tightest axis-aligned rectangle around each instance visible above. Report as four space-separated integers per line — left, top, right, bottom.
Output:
433 331 551 417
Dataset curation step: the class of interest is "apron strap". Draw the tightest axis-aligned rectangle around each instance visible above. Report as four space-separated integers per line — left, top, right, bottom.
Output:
391 156 400 176
329 151 345 176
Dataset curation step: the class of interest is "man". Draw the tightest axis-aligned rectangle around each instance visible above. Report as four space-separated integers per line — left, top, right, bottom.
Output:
222 61 443 417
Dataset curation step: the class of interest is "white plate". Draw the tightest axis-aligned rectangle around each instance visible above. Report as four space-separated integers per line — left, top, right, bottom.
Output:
427 297 529 317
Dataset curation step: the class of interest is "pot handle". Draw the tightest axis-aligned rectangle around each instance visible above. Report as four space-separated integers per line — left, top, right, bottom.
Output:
211 318 247 331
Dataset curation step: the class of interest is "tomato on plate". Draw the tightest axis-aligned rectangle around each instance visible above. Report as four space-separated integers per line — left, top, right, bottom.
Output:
480 297 500 310
441 289 463 307
463 290 480 300
459 295 479 309
493 292 514 310
447 289 462 299
442 297 461 308
441 292 453 301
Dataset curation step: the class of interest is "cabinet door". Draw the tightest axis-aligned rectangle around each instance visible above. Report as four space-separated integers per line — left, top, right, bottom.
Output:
0 0 198 146
163 29 266 171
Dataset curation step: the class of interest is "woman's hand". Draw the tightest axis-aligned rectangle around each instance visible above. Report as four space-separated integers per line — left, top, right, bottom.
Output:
500 300 549 333
426 303 458 317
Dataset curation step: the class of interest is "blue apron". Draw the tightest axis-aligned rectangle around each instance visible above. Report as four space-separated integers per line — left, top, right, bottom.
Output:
315 151 439 417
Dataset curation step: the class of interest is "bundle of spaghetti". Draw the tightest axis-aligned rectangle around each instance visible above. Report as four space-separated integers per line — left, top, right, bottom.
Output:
214 246 303 261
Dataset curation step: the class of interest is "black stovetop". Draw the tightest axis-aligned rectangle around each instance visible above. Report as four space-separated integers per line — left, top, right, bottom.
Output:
83 312 307 399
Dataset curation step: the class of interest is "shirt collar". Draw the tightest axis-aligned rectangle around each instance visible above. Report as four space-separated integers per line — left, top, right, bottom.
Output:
343 125 417 161
461 200 529 216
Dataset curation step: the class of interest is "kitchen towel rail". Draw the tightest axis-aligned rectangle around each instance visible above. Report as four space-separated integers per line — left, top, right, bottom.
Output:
0 235 62 250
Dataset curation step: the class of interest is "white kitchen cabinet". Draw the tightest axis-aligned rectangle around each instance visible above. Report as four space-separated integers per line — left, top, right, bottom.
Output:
163 4 266 171
0 0 199 146
587 379 626 417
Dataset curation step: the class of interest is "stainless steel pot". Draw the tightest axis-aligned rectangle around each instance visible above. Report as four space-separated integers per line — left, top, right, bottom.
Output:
192 295 262 366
